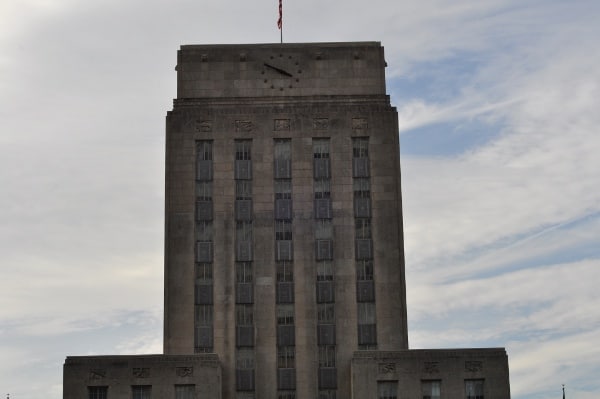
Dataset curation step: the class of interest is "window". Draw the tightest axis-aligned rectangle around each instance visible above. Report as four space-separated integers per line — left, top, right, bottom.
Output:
277 261 294 282
277 346 295 368
197 141 213 181
317 261 334 281
236 221 253 241
465 379 484 399
353 137 369 158
353 178 370 198
88 386 107 399
318 390 336 399
357 303 376 324
275 220 293 240
236 304 254 326
196 263 213 283
318 345 336 367
314 179 331 199
356 260 373 281
236 181 252 200
132 385 151 399
317 303 335 324
195 305 213 325
236 140 252 160
175 385 195 399
236 262 253 283
277 304 294 325
274 139 292 179
196 181 212 200
197 141 213 161
315 220 333 240
277 391 295 399
236 348 255 369
274 139 291 160
313 139 330 159
378 381 397 399
355 218 371 239
422 380 441 399
275 180 292 199
196 221 213 241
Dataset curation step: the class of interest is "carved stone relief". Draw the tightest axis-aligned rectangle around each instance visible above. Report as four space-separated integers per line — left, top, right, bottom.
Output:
465 361 483 372
352 117 368 130
378 363 396 374
132 368 150 378
313 118 329 130
176 367 194 377
236 120 253 132
423 361 440 373
196 120 212 132
89 369 106 379
274 119 291 131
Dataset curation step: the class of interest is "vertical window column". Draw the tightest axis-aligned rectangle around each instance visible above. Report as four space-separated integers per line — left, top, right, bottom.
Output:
195 141 214 353
274 139 295 399
313 138 336 397
234 140 255 397
353 137 377 349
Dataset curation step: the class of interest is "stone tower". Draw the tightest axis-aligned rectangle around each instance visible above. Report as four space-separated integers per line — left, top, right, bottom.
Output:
164 42 408 399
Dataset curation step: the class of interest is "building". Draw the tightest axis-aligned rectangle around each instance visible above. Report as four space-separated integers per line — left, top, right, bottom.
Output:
64 42 511 399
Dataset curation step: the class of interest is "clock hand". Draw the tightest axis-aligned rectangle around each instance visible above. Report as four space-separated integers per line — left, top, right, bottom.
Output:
263 63 293 77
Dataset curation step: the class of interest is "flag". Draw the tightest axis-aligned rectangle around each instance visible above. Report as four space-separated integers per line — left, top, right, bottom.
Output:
277 0 282 30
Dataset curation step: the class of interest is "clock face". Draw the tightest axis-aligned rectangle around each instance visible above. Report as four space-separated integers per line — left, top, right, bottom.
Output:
261 53 302 90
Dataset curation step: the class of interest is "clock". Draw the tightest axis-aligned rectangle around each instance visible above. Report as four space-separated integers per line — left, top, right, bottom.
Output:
261 53 302 90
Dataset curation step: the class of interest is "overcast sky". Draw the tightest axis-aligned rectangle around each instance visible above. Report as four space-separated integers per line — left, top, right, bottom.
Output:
1 1 599 398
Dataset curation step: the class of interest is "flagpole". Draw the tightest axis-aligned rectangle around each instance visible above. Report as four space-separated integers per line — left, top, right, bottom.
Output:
278 0 283 43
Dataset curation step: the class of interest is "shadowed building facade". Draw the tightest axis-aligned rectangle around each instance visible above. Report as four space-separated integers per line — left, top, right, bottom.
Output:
64 42 511 399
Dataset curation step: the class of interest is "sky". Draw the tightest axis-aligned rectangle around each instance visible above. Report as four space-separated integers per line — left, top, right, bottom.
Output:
1 0 599 398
